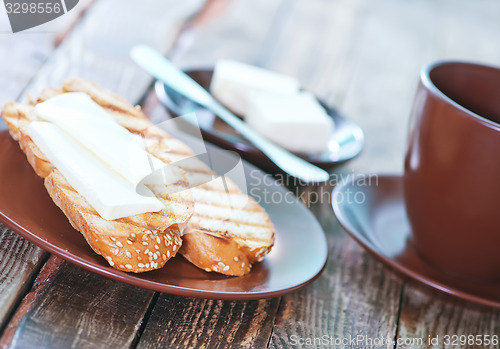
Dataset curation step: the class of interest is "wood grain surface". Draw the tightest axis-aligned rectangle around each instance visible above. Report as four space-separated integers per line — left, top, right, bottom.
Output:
5 257 155 349
137 295 280 349
1 0 500 348
0 228 47 332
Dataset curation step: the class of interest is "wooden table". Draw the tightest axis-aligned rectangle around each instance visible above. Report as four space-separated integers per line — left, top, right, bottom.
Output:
1 0 499 347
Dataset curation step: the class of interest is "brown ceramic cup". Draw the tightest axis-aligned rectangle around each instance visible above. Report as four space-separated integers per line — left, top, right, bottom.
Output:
404 61 500 282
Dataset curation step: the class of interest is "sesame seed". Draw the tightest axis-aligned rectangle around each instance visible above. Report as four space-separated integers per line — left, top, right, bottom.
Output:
205 268 211 272
162 254 166 260
119 264 125 269
142 234 149 240
164 240 169 246
138 263 145 268
166 235 172 241
138 256 142 261
110 237 116 242
223 265 230 271
218 262 225 267
136 249 141 253
125 251 132 258
241 262 245 268
146 263 150 268
142 242 148 246
154 245 159 250
148 251 153 256
234 256 239 262
156 236 161 244
126 240 133 245
125 264 132 269
144 249 150 255
109 260 115 267
113 249 119 256
167 250 170 258
131 233 136 238
106 256 112 261
153 253 158 260
116 241 123 248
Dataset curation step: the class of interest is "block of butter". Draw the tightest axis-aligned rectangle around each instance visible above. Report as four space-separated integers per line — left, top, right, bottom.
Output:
210 59 300 115
29 122 164 221
29 92 175 220
245 91 334 153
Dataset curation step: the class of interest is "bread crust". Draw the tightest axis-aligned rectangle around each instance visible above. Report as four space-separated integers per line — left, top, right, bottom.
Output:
2 78 275 276
1 81 193 273
180 230 251 276
45 170 183 273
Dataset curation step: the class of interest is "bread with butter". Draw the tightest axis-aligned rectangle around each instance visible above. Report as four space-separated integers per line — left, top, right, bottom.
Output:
2 78 275 276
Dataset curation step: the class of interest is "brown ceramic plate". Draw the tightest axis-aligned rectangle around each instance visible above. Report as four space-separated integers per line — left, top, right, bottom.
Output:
154 70 364 172
332 174 500 308
0 130 327 300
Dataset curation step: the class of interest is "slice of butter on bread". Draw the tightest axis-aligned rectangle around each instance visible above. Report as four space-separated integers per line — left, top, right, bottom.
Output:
2 78 275 276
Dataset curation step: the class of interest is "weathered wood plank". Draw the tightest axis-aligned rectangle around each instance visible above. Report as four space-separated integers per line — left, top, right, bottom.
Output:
0 257 69 349
396 287 500 349
269 215 402 349
0 227 47 331
0 0 205 347
3 256 155 349
137 295 280 349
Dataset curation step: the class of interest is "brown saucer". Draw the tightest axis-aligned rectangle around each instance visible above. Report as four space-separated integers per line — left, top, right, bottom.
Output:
332 174 500 308
0 130 327 300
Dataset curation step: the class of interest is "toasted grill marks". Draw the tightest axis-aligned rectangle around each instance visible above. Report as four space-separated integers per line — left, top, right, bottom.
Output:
2 77 274 276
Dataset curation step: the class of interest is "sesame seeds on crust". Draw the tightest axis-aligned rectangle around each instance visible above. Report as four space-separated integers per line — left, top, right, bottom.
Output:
102 229 181 273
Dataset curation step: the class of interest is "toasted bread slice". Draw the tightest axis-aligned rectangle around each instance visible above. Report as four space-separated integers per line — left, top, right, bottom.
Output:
10 78 275 276
2 82 194 273
182 179 275 276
